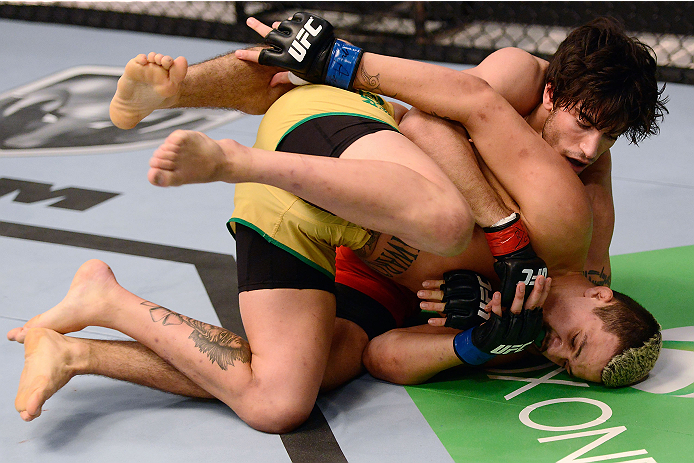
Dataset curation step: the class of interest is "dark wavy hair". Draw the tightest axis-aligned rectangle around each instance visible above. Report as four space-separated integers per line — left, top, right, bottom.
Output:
546 17 668 144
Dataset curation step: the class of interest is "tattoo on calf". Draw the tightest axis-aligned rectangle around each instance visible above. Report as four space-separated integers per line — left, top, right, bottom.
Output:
145 302 251 370
584 267 612 287
365 235 419 278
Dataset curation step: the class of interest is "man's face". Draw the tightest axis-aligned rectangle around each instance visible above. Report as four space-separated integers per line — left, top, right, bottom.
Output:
541 104 620 175
539 294 621 383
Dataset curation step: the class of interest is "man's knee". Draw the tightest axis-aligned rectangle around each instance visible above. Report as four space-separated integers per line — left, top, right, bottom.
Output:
239 396 314 434
400 108 466 145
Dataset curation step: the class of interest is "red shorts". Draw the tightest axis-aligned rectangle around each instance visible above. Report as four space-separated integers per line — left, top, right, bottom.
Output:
335 246 419 337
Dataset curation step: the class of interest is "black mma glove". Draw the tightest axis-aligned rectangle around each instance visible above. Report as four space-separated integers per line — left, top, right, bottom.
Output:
483 213 548 309
441 270 493 331
453 307 544 365
258 12 363 90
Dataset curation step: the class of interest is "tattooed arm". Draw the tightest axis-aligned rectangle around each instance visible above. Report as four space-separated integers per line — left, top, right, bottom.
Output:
580 151 614 287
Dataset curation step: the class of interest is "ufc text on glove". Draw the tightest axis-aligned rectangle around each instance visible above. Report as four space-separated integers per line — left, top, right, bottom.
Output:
258 12 363 90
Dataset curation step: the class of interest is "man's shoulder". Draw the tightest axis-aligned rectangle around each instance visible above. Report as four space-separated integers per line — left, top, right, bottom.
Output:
483 47 548 69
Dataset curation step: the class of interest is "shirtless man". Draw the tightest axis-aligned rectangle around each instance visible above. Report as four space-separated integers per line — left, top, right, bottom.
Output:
108 16 666 287
237 13 662 385
7 15 661 432
113 15 661 386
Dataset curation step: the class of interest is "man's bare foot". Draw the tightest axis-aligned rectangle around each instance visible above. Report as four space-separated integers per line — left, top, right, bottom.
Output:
148 130 246 187
15 328 89 421
110 52 188 130
7 260 128 343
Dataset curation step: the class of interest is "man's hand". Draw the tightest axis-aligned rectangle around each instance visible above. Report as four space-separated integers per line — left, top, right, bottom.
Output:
420 274 550 365
453 275 549 364
420 273 550 324
484 212 548 308
236 13 362 90
425 270 493 331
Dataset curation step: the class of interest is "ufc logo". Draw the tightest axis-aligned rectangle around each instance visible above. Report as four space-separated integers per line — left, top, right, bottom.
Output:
490 341 532 355
477 275 493 320
521 266 548 286
288 17 323 62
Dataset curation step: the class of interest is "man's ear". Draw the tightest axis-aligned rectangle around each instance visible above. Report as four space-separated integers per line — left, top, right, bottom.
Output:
585 286 613 302
542 83 554 111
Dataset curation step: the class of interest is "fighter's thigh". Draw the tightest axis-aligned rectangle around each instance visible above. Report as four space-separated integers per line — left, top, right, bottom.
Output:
239 288 336 401
399 107 471 152
340 130 452 184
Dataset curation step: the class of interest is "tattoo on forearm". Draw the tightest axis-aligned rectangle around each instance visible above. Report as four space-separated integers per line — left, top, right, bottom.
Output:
365 236 420 277
145 302 251 370
359 66 391 96
584 267 612 287
429 110 453 122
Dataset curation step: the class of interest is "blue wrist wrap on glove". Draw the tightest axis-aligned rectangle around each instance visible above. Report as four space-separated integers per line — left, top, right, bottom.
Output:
453 329 496 365
325 39 362 89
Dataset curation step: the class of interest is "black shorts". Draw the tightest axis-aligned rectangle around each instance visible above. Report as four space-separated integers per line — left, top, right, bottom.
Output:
235 223 335 293
235 114 399 338
277 114 398 158
335 283 398 339
236 224 396 339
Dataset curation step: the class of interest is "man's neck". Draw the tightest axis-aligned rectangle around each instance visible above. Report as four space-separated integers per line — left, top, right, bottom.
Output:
546 272 595 304
525 103 549 134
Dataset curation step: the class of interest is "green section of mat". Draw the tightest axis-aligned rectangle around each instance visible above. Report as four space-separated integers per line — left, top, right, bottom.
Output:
407 245 694 462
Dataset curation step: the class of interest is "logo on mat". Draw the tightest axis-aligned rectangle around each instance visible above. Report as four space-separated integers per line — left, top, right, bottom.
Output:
630 326 694 397
0 66 244 157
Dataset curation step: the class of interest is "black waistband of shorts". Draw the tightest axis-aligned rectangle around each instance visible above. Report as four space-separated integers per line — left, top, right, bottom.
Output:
277 114 398 158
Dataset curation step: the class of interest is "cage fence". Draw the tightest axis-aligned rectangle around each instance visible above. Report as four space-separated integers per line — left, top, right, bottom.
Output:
1 1 693 84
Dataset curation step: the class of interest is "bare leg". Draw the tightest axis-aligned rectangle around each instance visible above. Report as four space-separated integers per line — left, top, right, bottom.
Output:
399 108 512 228
9 260 335 433
149 129 473 256
110 53 188 129
110 51 293 130
14 329 213 422
321 318 368 392
14 318 364 422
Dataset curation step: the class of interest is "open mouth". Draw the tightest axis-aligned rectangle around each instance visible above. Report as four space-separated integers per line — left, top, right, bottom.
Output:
566 157 587 171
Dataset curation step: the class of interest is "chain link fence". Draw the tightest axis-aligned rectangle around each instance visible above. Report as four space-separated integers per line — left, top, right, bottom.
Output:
2 1 693 84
